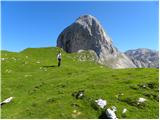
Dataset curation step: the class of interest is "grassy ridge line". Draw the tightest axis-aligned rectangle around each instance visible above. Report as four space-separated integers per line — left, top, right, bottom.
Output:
1 47 159 119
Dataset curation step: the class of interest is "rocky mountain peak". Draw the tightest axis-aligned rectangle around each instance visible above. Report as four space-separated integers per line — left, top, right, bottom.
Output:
76 14 97 23
75 15 100 28
57 14 117 55
57 15 136 68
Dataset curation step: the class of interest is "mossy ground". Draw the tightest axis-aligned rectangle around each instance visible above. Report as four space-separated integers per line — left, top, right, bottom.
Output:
1 47 159 119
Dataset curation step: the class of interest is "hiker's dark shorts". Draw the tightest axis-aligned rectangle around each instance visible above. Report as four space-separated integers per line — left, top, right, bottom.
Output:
58 58 61 62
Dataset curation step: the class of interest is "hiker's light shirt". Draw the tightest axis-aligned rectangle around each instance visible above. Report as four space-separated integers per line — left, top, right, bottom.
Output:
57 53 62 60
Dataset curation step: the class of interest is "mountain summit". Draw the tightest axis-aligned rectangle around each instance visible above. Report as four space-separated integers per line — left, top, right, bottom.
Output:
57 15 136 68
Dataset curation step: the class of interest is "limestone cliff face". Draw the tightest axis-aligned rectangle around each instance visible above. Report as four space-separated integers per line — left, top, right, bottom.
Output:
57 15 136 68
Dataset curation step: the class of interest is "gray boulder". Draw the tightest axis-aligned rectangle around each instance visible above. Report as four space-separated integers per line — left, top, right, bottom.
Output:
57 15 136 68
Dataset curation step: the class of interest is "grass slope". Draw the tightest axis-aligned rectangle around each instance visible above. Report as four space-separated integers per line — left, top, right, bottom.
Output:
1 47 159 119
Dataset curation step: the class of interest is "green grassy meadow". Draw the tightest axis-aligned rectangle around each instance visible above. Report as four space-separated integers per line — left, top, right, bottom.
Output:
1 47 159 119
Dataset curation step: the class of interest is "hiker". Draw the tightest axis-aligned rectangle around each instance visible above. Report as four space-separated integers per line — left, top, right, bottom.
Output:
57 51 62 67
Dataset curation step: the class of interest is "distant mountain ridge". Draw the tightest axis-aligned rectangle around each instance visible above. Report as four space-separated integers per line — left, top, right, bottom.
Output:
125 48 159 68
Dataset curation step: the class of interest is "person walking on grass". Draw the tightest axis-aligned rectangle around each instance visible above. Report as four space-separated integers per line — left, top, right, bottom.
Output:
57 51 62 67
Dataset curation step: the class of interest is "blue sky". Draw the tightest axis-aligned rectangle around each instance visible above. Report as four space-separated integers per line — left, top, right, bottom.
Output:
1 1 159 52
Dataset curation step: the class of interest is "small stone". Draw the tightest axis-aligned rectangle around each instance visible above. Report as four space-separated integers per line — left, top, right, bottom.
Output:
137 97 146 104
106 108 118 119
95 98 107 109
122 108 127 114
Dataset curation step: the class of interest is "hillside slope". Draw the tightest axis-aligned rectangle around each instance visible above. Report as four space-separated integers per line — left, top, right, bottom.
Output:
1 47 159 119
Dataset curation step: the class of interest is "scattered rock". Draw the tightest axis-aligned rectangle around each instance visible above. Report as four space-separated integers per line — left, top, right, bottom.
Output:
142 84 147 88
122 108 127 118
1 97 14 106
106 108 118 119
122 108 127 114
137 97 146 105
95 98 107 109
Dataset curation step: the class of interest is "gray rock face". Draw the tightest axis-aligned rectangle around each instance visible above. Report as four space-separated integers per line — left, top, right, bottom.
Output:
57 15 136 68
125 48 159 68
